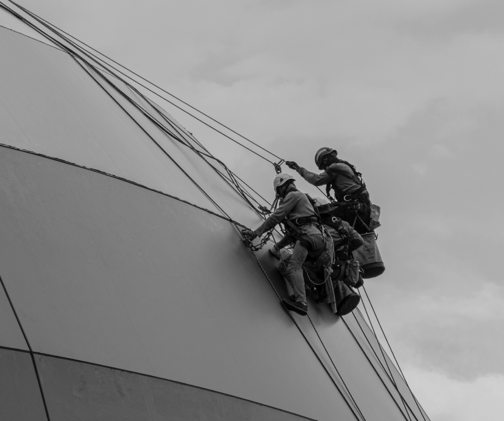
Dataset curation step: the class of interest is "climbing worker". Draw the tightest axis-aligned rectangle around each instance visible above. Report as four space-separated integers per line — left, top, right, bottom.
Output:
286 148 377 233
242 173 326 316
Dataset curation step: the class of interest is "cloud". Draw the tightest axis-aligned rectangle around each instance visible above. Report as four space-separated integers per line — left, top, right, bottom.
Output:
404 366 504 421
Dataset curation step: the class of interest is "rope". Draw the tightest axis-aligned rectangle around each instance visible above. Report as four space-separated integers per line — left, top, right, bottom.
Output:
71 56 271 219
306 316 367 420
75 60 236 223
0 275 52 421
9 0 280 165
341 311 424 421
360 287 429 421
354 294 415 421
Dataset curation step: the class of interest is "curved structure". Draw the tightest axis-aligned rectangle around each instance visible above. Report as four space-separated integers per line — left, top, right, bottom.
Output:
0 2 429 420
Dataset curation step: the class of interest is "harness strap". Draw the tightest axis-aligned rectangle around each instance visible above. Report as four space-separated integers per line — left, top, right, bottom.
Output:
326 163 367 201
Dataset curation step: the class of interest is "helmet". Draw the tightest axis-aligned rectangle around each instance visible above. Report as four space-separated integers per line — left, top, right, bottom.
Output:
273 173 295 192
315 147 337 169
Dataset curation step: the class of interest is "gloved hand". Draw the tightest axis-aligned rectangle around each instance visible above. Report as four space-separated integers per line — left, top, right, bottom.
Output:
241 228 257 241
269 244 281 259
285 161 299 170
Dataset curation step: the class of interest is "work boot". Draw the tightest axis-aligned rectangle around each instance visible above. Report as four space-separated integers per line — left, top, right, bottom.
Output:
282 298 308 316
334 281 360 316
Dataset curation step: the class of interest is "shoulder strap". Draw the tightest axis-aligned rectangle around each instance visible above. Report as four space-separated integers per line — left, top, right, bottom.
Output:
331 160 365 187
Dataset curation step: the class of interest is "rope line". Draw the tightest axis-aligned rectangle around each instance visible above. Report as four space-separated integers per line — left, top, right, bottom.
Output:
76 60 234 222
94 68 268 217
127 82 273 207
0 275 53 421
11 0 283 161
306 316 367 420
348 312 416 421
361 287 429 421
9 0 280 165
341 313 420 421
355 290 410 419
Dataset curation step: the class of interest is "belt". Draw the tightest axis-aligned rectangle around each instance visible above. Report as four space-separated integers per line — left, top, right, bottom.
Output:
290 216 318 227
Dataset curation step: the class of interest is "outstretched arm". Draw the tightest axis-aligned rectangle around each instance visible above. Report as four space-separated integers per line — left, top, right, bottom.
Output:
254 192 300 237
297 167 334 186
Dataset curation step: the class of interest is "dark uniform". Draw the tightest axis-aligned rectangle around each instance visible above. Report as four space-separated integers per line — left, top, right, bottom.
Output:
294 162 372 233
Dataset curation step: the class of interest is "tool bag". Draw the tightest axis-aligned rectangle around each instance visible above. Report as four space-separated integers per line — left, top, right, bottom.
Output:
334 281 361 316
352 232 385 278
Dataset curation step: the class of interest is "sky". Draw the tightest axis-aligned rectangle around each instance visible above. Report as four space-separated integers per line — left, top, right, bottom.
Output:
4 1 504 420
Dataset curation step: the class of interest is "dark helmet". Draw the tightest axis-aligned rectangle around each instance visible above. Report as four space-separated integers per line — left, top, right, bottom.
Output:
314 147 337 169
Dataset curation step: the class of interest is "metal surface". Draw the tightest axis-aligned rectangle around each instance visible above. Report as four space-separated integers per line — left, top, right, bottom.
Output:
0 348 47 421
36 354 311 421
0 147 360 420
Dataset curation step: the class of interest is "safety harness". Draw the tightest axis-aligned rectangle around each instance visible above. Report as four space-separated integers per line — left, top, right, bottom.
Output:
325 159 367 202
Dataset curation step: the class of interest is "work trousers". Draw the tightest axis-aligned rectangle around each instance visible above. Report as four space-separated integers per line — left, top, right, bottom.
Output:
278 241 309 305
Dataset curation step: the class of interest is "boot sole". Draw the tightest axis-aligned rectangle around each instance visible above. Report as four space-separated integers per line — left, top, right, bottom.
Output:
281 299 307 316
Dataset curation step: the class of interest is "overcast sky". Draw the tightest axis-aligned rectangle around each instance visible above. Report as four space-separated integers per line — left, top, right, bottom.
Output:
4 1 504 420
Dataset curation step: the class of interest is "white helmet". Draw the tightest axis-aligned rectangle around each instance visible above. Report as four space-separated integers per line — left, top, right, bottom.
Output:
273 173 295 192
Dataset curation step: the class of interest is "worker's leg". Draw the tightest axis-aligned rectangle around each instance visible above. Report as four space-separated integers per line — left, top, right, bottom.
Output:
285 241 309 305
278 253 300 299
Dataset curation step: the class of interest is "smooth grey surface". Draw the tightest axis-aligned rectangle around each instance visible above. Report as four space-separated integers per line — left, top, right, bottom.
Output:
0 279 29 350
37 354 311 421
0 348 47 421
0 147 359 420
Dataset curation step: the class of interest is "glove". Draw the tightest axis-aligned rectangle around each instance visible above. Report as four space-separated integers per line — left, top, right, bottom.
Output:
242 228 257 241
269 244 281 259
285 161 299 170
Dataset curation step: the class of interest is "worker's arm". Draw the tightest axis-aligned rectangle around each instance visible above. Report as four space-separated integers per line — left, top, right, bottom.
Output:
295 166 335 187
254 193 300 237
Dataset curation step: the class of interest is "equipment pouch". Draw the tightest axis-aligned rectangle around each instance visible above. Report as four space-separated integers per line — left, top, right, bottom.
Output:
369 204 381 230
344 259 361 288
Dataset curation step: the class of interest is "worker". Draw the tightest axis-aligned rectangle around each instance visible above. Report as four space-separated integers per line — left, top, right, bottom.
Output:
242 173 326 316
286 148 375 233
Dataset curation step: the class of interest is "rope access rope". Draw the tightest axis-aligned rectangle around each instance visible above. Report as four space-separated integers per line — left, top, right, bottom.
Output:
347 312 416 421
10 0 281 166
1 0 332 213
359 287 429 421
0 4 274 239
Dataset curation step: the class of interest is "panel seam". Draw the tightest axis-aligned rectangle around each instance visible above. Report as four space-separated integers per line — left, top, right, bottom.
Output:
28 350 315 421
0 143 248 229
